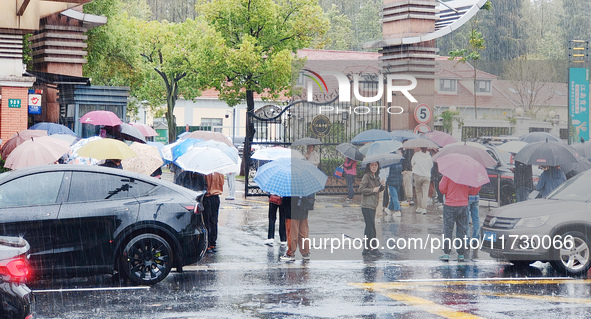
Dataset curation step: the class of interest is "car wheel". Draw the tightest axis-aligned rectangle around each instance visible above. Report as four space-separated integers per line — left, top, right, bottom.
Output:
500 184 516 206
121 233 173 285
550 231 591 276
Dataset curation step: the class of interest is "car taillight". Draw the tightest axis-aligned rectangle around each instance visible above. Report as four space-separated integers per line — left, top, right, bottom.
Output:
184 205 196 213
0 258 30 282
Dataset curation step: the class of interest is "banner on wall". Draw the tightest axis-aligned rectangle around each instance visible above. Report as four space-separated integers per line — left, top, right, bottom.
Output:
569 67 589 144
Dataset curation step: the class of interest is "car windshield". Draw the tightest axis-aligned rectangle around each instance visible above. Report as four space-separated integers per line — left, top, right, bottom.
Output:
546 173 591 202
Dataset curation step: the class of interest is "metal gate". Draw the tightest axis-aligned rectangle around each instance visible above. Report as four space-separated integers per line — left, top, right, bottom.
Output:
245 78 383 196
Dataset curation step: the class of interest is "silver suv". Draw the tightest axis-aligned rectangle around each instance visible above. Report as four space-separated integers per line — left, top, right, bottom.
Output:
481 169 591 275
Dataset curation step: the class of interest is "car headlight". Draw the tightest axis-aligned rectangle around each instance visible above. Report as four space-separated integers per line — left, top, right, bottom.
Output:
514 215 550 228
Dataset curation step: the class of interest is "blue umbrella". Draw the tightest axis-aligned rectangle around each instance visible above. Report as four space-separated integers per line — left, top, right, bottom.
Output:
171 138 202 161
359 140 402 156
361 153 403 168
351 129 392 143
254 158 327 197
390 130 421 142
30 122 77 136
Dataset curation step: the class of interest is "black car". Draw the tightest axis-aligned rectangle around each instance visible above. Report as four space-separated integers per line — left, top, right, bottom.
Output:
0 236 34 319
479 144 517 206
0 165 207 285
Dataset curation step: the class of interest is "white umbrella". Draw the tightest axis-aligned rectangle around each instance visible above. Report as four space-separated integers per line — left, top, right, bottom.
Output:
252 147 305 161
175 146 239 175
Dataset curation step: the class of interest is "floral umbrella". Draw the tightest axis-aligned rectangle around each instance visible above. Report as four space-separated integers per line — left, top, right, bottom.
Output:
122 142 164 176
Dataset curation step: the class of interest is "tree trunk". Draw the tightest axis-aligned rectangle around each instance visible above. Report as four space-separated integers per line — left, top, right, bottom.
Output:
243 89 255 196
166 82 177 143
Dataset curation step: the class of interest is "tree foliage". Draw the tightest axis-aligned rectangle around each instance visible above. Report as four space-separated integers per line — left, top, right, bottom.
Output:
196 0 329 108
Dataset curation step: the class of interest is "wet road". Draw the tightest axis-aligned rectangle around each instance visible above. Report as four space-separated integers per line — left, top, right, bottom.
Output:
29 187 591 318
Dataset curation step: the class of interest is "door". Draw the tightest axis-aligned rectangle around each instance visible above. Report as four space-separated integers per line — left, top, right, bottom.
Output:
56 171 139 272
0 171 67 270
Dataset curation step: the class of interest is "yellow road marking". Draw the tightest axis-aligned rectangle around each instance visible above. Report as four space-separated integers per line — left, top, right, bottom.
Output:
383 291 485 319
351 278 591 317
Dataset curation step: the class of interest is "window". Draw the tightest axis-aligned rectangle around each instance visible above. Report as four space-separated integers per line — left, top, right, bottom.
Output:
439 79 457 92
475 80 491 93
69 172 133 202
201 118 223 133
560 129 569 140
0 172 64 207
201 118 223 126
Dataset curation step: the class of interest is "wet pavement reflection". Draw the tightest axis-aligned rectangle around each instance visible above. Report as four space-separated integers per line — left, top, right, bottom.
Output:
29 191 591 318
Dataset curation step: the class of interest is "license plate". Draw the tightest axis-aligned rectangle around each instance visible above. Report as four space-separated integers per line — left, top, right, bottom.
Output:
483 231 497 242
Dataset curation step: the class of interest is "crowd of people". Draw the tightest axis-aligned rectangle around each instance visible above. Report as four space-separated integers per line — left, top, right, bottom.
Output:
167 140 567 263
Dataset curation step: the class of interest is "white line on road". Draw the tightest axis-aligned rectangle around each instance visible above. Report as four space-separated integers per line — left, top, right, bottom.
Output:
33 286 150 293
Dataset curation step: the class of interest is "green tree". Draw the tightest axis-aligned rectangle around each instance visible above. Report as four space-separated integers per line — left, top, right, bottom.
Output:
448 1 491 120
322 4 353 51
134 18 221 142
196 0 329 152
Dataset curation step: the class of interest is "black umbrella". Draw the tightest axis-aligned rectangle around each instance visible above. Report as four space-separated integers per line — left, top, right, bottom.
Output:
515 141 580 166
336 142 364 161
571 142 591 159
291 137 323 146
518 132 563 143
561 157 591 178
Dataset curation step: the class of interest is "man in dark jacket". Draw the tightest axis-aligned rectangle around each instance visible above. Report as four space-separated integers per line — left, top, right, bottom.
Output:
400 144 415 205
512 160 533 202
385 162 403 217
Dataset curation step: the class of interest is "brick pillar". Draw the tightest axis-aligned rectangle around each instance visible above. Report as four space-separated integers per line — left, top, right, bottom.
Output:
380 0 437 132
0 86 30 146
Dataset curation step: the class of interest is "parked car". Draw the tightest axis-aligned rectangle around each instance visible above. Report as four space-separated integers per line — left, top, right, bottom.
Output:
0 236 34 319
478 144 517 206
0 165 207 285
481 169 591 275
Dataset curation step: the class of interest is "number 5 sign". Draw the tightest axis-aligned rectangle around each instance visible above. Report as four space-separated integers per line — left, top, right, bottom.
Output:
414 104 432 124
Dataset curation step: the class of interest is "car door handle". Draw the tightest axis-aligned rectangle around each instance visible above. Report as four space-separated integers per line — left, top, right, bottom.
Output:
113 208 129 213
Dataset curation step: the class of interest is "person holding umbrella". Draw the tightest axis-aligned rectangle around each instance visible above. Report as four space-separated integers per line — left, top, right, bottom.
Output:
536 165 566 198
512 160 534 202
100 159 123 169
359 161 385 257
411 147 433 214
436 154 488 262
343 157 357 201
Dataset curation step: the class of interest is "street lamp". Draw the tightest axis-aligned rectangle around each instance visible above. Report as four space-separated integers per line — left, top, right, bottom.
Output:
515 107 524 117
449 105 457 113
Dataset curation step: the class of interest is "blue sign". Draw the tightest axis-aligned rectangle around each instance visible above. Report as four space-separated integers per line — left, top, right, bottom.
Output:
569 68 589 143
28 105 41 115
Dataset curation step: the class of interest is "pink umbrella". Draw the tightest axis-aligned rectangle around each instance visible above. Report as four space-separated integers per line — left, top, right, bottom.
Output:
4 136 70 169
424 131 457 147
79 110 123 126
432 144 497 167
130 123 158 137
1 129 47 160
435 153 490 187
180 131 232 146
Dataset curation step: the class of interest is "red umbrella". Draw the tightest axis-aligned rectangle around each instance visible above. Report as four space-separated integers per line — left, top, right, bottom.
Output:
79 110 123 126
424 131 457 147
4 136 70 169
435 153 490 187
1 129 47 160
130 123 158 137
180 131 232 146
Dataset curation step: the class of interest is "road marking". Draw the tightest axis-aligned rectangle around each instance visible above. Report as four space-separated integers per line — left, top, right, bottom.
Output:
351 278 591 317
33 286 150 293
